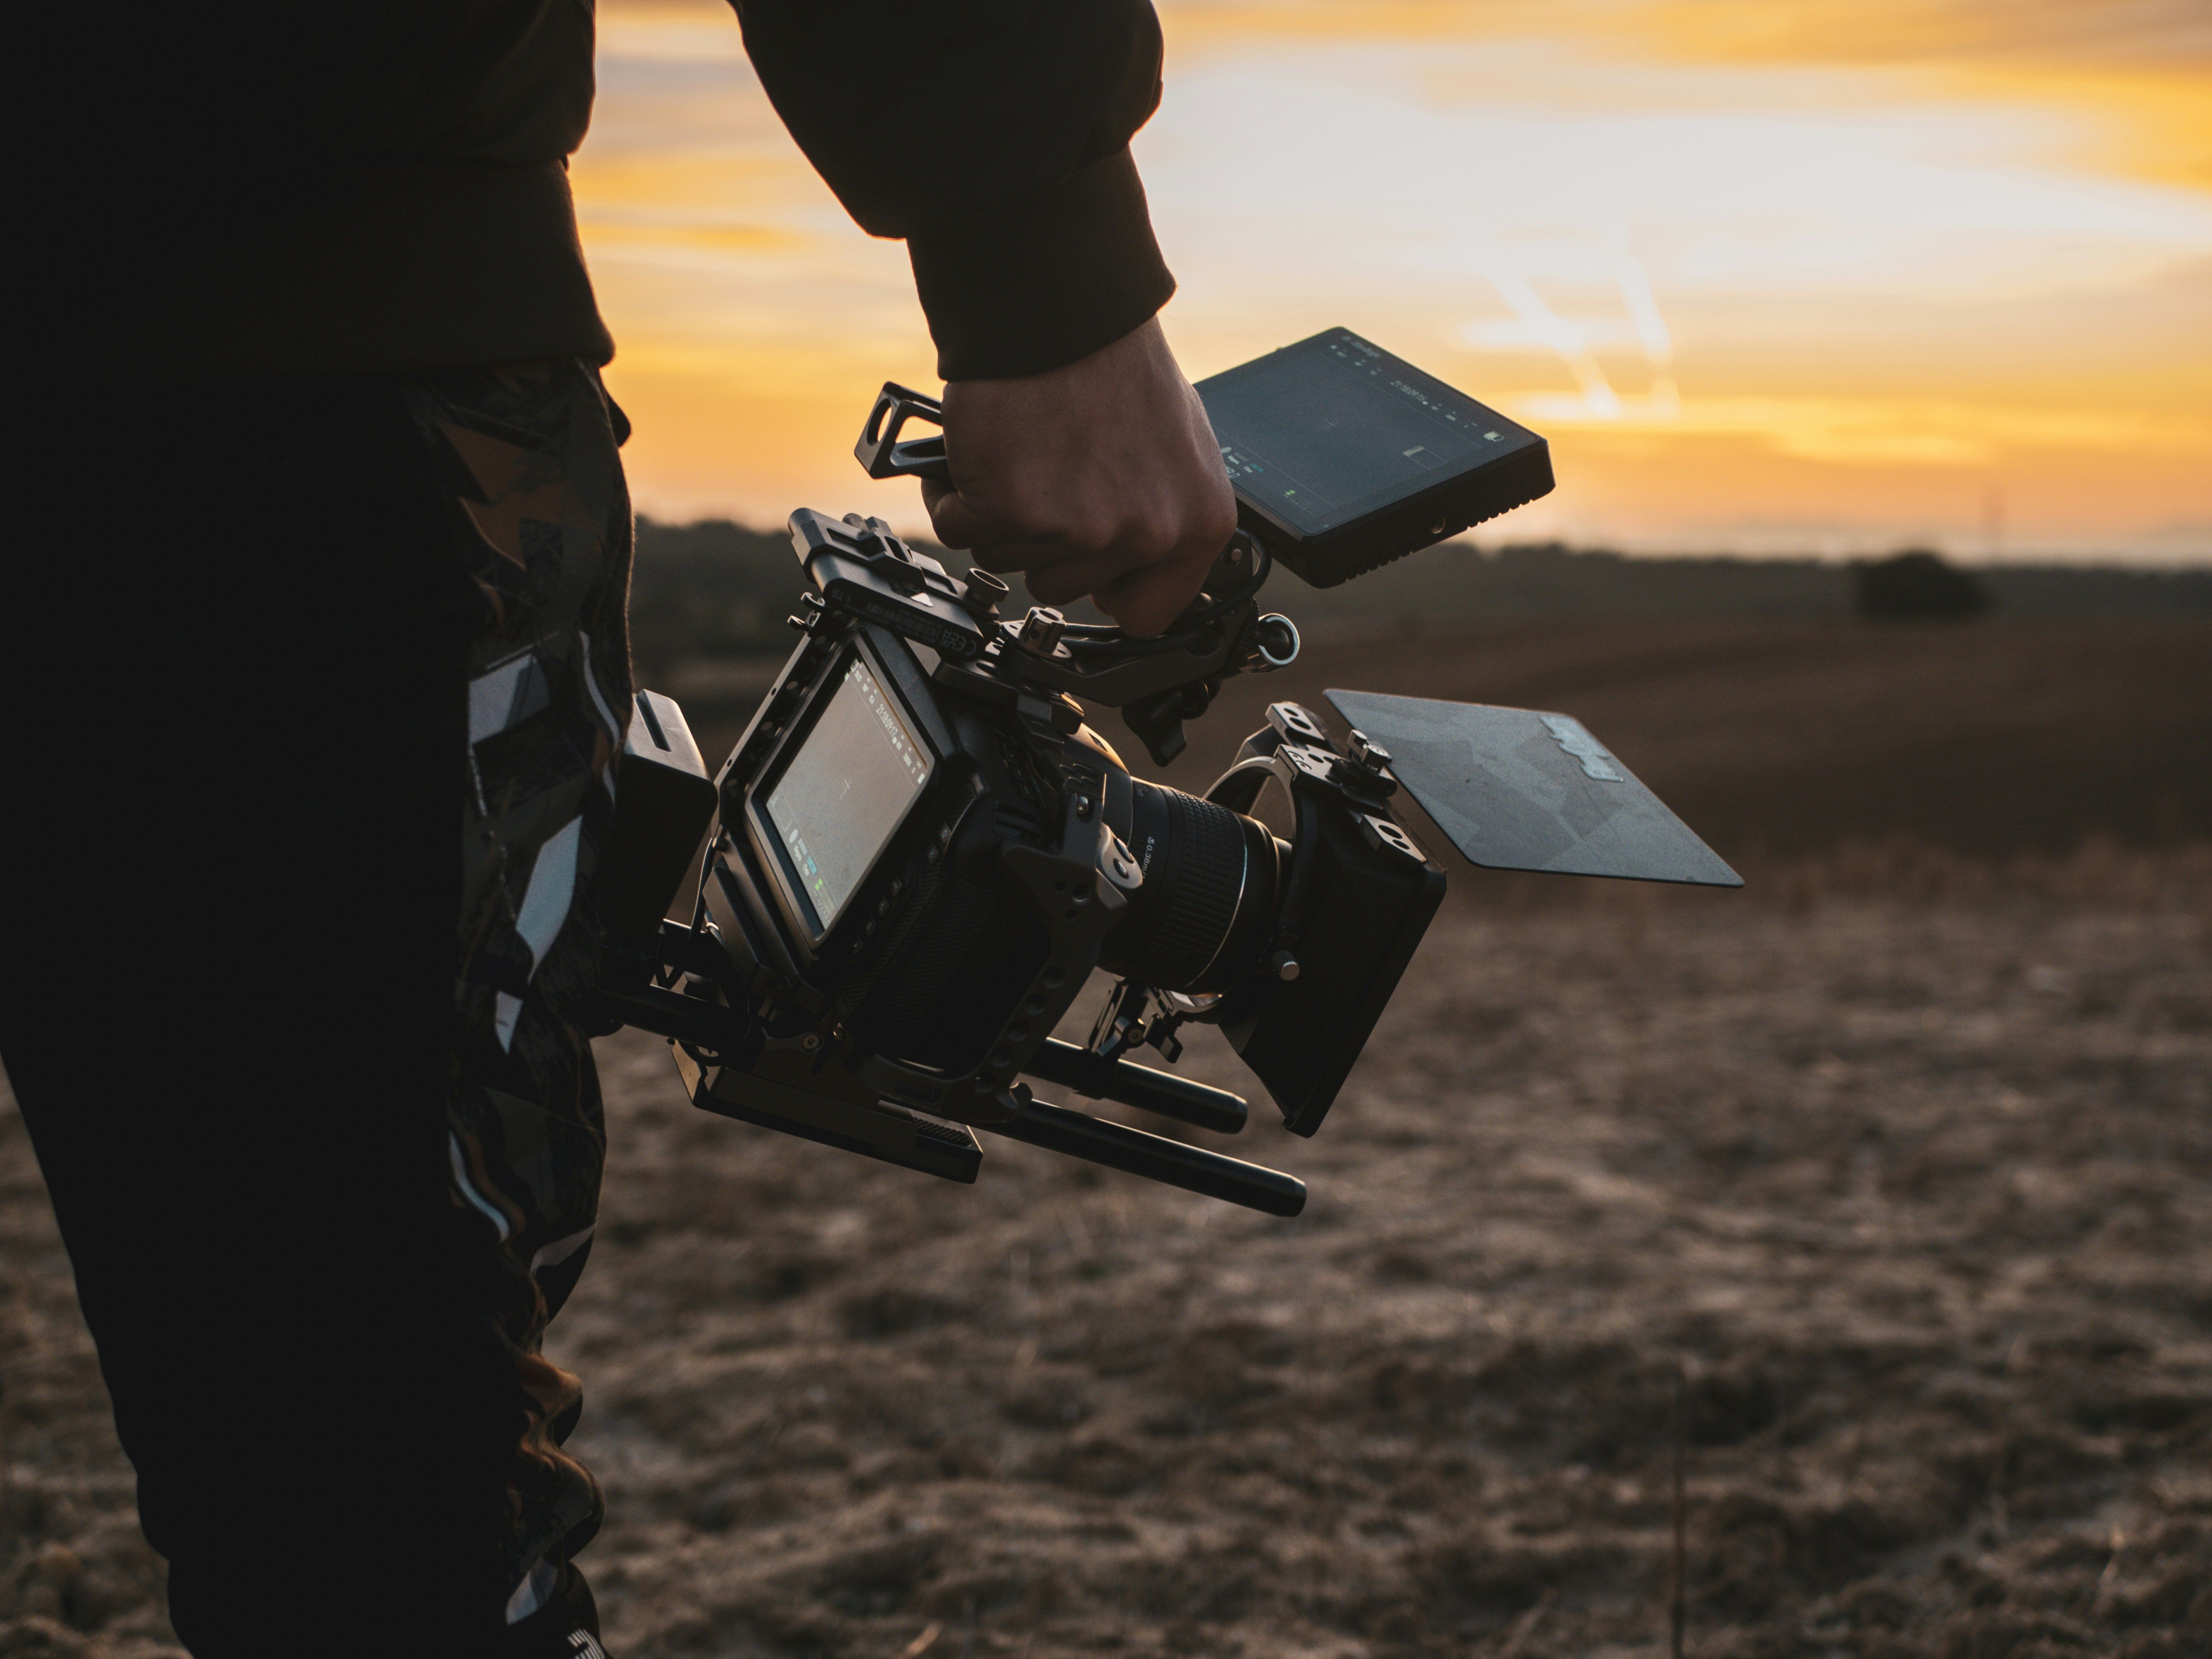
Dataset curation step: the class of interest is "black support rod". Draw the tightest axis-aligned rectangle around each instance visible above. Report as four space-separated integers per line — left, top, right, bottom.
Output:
984 1097 1304 1217
591 983 750 1053
1022 1038 1250 1135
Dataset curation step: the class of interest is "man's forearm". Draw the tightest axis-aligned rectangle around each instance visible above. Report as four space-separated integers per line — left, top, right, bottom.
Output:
732 0 1175 378
735 0 1224 632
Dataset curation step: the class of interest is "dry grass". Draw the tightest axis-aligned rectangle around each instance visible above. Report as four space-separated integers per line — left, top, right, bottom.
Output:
7 874 2209 1657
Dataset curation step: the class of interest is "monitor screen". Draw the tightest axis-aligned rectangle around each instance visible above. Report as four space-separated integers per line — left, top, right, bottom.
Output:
763 657 932 937
1198 329 1539 537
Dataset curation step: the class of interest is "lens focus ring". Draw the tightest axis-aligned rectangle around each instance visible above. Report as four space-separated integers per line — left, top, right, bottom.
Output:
1102 785 1249 991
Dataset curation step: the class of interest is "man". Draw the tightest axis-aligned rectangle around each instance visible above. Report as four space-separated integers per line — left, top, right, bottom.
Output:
3 2 1229 1653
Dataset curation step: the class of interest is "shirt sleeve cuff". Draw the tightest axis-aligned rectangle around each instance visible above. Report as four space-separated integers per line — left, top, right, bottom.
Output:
907 147 1176 382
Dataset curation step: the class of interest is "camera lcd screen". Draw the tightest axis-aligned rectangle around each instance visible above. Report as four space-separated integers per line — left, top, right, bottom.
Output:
764 657 933 937
1199 328 1540 538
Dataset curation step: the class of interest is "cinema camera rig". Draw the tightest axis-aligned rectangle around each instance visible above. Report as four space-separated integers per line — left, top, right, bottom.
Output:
590 331 1741 1217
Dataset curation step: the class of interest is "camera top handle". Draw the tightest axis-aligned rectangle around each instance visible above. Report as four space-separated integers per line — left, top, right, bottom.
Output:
850 383 1301 765
854 382 952 485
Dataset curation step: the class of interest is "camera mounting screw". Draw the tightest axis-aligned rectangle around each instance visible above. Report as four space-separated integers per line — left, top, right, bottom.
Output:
1018 606 1067 654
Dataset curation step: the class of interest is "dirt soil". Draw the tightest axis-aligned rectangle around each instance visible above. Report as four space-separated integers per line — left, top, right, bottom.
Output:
4 621 2210 1659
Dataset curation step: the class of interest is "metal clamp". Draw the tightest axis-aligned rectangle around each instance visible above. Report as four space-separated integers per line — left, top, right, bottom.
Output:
854 382 953 484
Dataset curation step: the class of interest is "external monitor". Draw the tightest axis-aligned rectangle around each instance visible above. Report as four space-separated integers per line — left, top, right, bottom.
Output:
1197 328 1554 587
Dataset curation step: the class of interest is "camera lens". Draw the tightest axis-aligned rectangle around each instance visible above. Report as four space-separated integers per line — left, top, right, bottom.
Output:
1101 783 1279 991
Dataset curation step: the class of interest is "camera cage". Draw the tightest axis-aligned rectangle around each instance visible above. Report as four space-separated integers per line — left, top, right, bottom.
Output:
593 362 1739 1217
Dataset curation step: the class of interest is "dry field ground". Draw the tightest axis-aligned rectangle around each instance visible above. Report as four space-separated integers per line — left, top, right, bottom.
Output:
4 618 2209 1658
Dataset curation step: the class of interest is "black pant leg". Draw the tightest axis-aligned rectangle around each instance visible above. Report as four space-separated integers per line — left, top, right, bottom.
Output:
3 373 519 1654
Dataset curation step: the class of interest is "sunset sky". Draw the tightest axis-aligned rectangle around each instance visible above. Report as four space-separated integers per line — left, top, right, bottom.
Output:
578 0 2212 562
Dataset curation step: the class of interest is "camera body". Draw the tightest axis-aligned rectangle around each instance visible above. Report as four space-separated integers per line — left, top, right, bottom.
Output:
616 509 1445 1211
599 338 1738 1214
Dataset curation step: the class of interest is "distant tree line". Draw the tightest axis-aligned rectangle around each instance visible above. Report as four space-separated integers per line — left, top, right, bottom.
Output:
629 519 801 680
1854 550 1992 619
629 517 2212 672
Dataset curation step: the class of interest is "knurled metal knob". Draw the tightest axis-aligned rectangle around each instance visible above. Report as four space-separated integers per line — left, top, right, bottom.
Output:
1019 606 1067 652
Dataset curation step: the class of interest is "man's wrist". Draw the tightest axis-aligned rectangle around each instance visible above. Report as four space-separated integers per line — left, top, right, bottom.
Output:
907 147 1176 382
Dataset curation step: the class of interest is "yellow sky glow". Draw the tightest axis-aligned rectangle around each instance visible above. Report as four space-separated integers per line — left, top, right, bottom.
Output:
579 0 2212 559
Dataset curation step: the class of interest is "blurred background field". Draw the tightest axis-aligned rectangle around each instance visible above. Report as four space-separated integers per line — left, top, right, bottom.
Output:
635 526 2212 870
628 527 2212 687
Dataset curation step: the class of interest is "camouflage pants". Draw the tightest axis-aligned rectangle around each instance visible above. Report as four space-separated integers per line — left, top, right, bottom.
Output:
6 359 631 1654
407 359 634 1625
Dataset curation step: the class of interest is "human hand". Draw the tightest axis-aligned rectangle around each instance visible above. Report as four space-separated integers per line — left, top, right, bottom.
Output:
921 316 1237 638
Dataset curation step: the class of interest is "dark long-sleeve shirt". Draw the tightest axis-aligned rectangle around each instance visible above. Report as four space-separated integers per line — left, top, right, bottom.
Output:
87 0 1174 379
